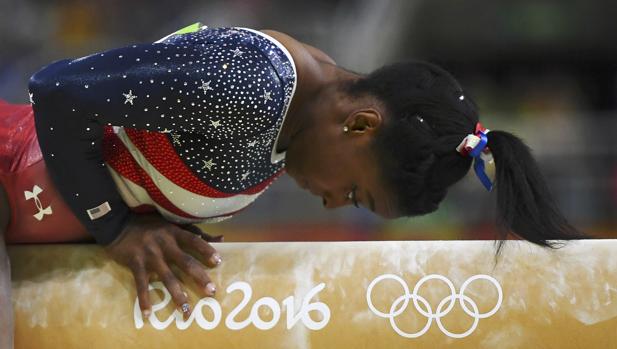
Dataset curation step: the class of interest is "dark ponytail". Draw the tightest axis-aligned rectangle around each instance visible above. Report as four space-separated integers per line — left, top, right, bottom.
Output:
345 61 589 250
488 131 588 252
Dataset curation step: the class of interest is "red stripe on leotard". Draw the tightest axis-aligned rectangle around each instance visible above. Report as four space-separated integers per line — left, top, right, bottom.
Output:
124 128 286 196
102 128 199 219
124 128 236 198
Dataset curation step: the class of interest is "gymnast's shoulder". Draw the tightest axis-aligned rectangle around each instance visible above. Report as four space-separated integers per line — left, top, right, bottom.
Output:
258 29 337 66
258 29 337 100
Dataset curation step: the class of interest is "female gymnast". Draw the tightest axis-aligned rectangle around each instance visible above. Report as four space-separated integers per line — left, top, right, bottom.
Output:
0 24 585 347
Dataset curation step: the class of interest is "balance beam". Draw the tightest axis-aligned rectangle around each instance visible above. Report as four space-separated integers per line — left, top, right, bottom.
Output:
8 240 617 348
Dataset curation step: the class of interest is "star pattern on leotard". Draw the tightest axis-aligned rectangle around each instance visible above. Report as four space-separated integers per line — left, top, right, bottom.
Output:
171 133 181 146
232 48 244 57
197 79 214 95
133 28 295 192
201 159 216 171
123 90 137 105
262 89 272 103
29 92 35 105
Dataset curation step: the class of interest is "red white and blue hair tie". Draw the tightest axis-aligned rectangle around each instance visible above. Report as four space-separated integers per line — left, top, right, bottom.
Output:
456 122 494 191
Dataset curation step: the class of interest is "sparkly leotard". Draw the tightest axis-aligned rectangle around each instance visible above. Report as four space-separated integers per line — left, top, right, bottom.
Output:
27 25 297 244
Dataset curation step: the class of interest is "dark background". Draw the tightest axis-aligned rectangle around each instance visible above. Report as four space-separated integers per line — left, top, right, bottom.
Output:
1 0 615 241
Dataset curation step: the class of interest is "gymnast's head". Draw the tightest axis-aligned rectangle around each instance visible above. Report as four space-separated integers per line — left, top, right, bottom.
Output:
283 61 586 248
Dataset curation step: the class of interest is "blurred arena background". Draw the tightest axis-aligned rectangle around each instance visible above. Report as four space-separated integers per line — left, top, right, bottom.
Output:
0 0 615 242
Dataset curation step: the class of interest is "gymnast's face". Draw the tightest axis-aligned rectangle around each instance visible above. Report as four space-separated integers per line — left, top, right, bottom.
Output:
284 107 399 218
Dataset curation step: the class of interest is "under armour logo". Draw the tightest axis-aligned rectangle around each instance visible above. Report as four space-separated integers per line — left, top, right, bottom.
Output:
24 185 53 221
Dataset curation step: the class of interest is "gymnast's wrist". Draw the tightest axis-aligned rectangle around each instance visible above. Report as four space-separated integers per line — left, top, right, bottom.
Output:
90 208 134 246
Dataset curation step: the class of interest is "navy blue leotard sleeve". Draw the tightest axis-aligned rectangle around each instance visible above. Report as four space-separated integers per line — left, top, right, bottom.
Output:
27 45 186 244
27 45 182 244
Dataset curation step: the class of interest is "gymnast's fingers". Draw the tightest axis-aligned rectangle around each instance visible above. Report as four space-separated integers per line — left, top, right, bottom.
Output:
129 258 151 317
153 257 191 319
169 249 216 297
173 226 222 268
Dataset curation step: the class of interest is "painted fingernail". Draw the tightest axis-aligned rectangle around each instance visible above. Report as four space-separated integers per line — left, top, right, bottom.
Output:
181 303 191 315
210 253 222 266
206 282 216 296
142 309 151 318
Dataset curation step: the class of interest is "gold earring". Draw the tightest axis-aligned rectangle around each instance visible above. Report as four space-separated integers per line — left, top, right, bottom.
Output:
343 126 349 133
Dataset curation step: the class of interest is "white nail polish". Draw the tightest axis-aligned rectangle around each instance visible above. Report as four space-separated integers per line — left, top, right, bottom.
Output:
206 282 216 296
210 253 222 265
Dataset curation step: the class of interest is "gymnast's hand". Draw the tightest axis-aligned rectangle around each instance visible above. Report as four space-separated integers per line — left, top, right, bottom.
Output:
104 213 223 319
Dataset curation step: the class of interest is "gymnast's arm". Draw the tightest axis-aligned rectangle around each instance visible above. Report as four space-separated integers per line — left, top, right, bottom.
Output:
28 41 221 316
28 43 207 244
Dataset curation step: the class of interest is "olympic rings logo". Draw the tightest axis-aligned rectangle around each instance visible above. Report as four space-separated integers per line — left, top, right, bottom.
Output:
366 274 502 339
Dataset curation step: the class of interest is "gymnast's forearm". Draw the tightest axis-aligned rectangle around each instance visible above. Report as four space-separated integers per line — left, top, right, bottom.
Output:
26 39 200 244
27 95 131 244
0 232 13 349
27 56 140 245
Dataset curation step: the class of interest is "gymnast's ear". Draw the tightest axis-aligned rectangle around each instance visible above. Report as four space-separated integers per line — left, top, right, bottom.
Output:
343 108 383 134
